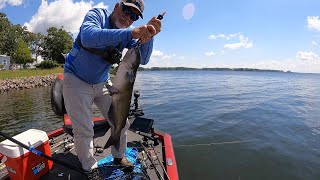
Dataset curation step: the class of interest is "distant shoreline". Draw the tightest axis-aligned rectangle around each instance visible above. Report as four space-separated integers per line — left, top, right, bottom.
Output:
138 67 290 73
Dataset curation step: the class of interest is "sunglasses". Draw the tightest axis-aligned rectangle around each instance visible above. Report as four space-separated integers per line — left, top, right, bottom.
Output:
121 3 139 21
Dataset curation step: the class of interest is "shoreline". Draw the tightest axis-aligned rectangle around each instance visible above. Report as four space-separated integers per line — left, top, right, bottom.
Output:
0 74 58 93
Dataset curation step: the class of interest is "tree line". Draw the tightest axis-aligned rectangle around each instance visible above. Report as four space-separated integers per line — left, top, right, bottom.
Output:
0 13 73 68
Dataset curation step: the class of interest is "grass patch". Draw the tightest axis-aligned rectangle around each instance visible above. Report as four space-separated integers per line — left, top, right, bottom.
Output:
0 67 64 79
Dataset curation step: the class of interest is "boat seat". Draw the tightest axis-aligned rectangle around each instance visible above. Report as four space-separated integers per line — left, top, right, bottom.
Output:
62 115 110 136
129 116 154 133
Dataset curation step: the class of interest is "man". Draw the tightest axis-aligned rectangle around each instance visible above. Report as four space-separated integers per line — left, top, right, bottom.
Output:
62 0 161 175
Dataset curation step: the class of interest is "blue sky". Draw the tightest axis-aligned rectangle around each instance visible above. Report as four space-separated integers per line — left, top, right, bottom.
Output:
1 0 320 73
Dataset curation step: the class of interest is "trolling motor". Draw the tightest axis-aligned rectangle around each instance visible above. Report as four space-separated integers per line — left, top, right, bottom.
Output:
129 90 144 117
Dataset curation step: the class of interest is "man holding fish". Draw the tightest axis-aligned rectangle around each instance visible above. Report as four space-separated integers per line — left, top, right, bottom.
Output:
62 0 162 176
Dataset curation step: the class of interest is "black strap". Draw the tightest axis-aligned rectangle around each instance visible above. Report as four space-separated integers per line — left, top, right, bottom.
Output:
75 34 122 64
75 35 106 56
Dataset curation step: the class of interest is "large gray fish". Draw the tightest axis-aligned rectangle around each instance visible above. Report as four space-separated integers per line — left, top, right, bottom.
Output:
103 46 141 150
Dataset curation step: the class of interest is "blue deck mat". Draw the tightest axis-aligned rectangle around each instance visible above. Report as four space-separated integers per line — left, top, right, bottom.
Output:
97 148 145 179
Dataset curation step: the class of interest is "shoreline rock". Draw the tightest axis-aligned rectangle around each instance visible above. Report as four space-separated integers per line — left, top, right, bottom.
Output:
0 74 58 93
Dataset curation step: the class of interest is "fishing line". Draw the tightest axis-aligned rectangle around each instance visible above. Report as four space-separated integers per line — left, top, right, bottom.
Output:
173 139 257 148
126 139 257 149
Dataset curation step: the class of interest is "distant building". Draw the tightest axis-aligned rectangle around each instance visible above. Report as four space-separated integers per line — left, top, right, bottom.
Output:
0 55 10 70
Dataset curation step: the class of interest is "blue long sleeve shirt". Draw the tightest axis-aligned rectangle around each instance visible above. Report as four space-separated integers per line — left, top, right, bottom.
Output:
64 8 153 84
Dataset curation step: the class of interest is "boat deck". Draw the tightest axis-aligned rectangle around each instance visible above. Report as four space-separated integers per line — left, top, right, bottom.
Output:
0 117 169 180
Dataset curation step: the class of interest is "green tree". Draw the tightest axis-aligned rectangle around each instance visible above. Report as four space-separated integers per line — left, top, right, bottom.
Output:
29 33 44 63
41 27 73 63
0 13 17 58
0 13 12 53
12 38 34 69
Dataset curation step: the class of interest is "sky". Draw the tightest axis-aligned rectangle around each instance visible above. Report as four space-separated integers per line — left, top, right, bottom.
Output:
1 0 320 73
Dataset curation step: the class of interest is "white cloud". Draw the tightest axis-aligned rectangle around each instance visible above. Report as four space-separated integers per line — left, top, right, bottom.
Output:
296 51 320 61
209 34 225 40
151 50 164 58
307 16 320 32
312 41 318 47
0 0 23 9
208 33 241 40
146 49 185 67
224 35 253 50
205 51 215 56
162 54 176 60
24 0 108 34
151 49 177 60
209 33 253 50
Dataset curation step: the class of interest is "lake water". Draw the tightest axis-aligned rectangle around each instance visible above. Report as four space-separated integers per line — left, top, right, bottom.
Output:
1 71 320 180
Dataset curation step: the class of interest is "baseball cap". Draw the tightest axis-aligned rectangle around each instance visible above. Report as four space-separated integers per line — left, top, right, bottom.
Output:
121 0 144 19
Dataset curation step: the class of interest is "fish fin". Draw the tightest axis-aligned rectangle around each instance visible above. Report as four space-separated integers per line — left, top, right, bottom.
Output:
103 134 121 150
105 84 119 95
103 136 114 149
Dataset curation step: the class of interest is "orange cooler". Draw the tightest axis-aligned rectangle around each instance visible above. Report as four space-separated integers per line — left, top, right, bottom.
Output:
0 129 53 180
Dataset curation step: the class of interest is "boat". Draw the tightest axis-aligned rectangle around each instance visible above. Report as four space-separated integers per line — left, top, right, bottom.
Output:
0 74 179 180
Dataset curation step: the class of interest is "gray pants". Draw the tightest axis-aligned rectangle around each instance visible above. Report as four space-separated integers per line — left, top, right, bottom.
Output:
63 73 130 171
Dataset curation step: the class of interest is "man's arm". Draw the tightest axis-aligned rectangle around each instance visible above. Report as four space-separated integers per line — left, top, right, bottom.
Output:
80 8 132 49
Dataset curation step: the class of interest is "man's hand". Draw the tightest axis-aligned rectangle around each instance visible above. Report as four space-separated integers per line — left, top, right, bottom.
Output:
132 25 153 44
147 17 161 36
131 17 162 44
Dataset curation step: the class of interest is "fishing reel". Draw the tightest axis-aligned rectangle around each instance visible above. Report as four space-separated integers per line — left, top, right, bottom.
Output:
129 90 144 117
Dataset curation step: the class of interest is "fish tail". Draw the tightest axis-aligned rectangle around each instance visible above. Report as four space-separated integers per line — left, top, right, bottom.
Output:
103 134 121 150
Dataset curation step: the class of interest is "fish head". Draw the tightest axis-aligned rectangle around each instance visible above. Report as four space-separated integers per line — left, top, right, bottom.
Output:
113 47 141 87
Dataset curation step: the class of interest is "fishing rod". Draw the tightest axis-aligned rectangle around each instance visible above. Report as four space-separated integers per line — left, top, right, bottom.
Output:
151 144 170 180
137 153 152 180
0 131 86 175
140 141 165 180
136 12 166 47
157 12 166 20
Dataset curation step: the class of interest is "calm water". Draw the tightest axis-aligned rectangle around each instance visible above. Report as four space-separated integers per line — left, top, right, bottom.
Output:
1 71 320 180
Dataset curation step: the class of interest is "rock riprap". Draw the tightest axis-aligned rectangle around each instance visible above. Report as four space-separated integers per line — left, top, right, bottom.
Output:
0 74 58 93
